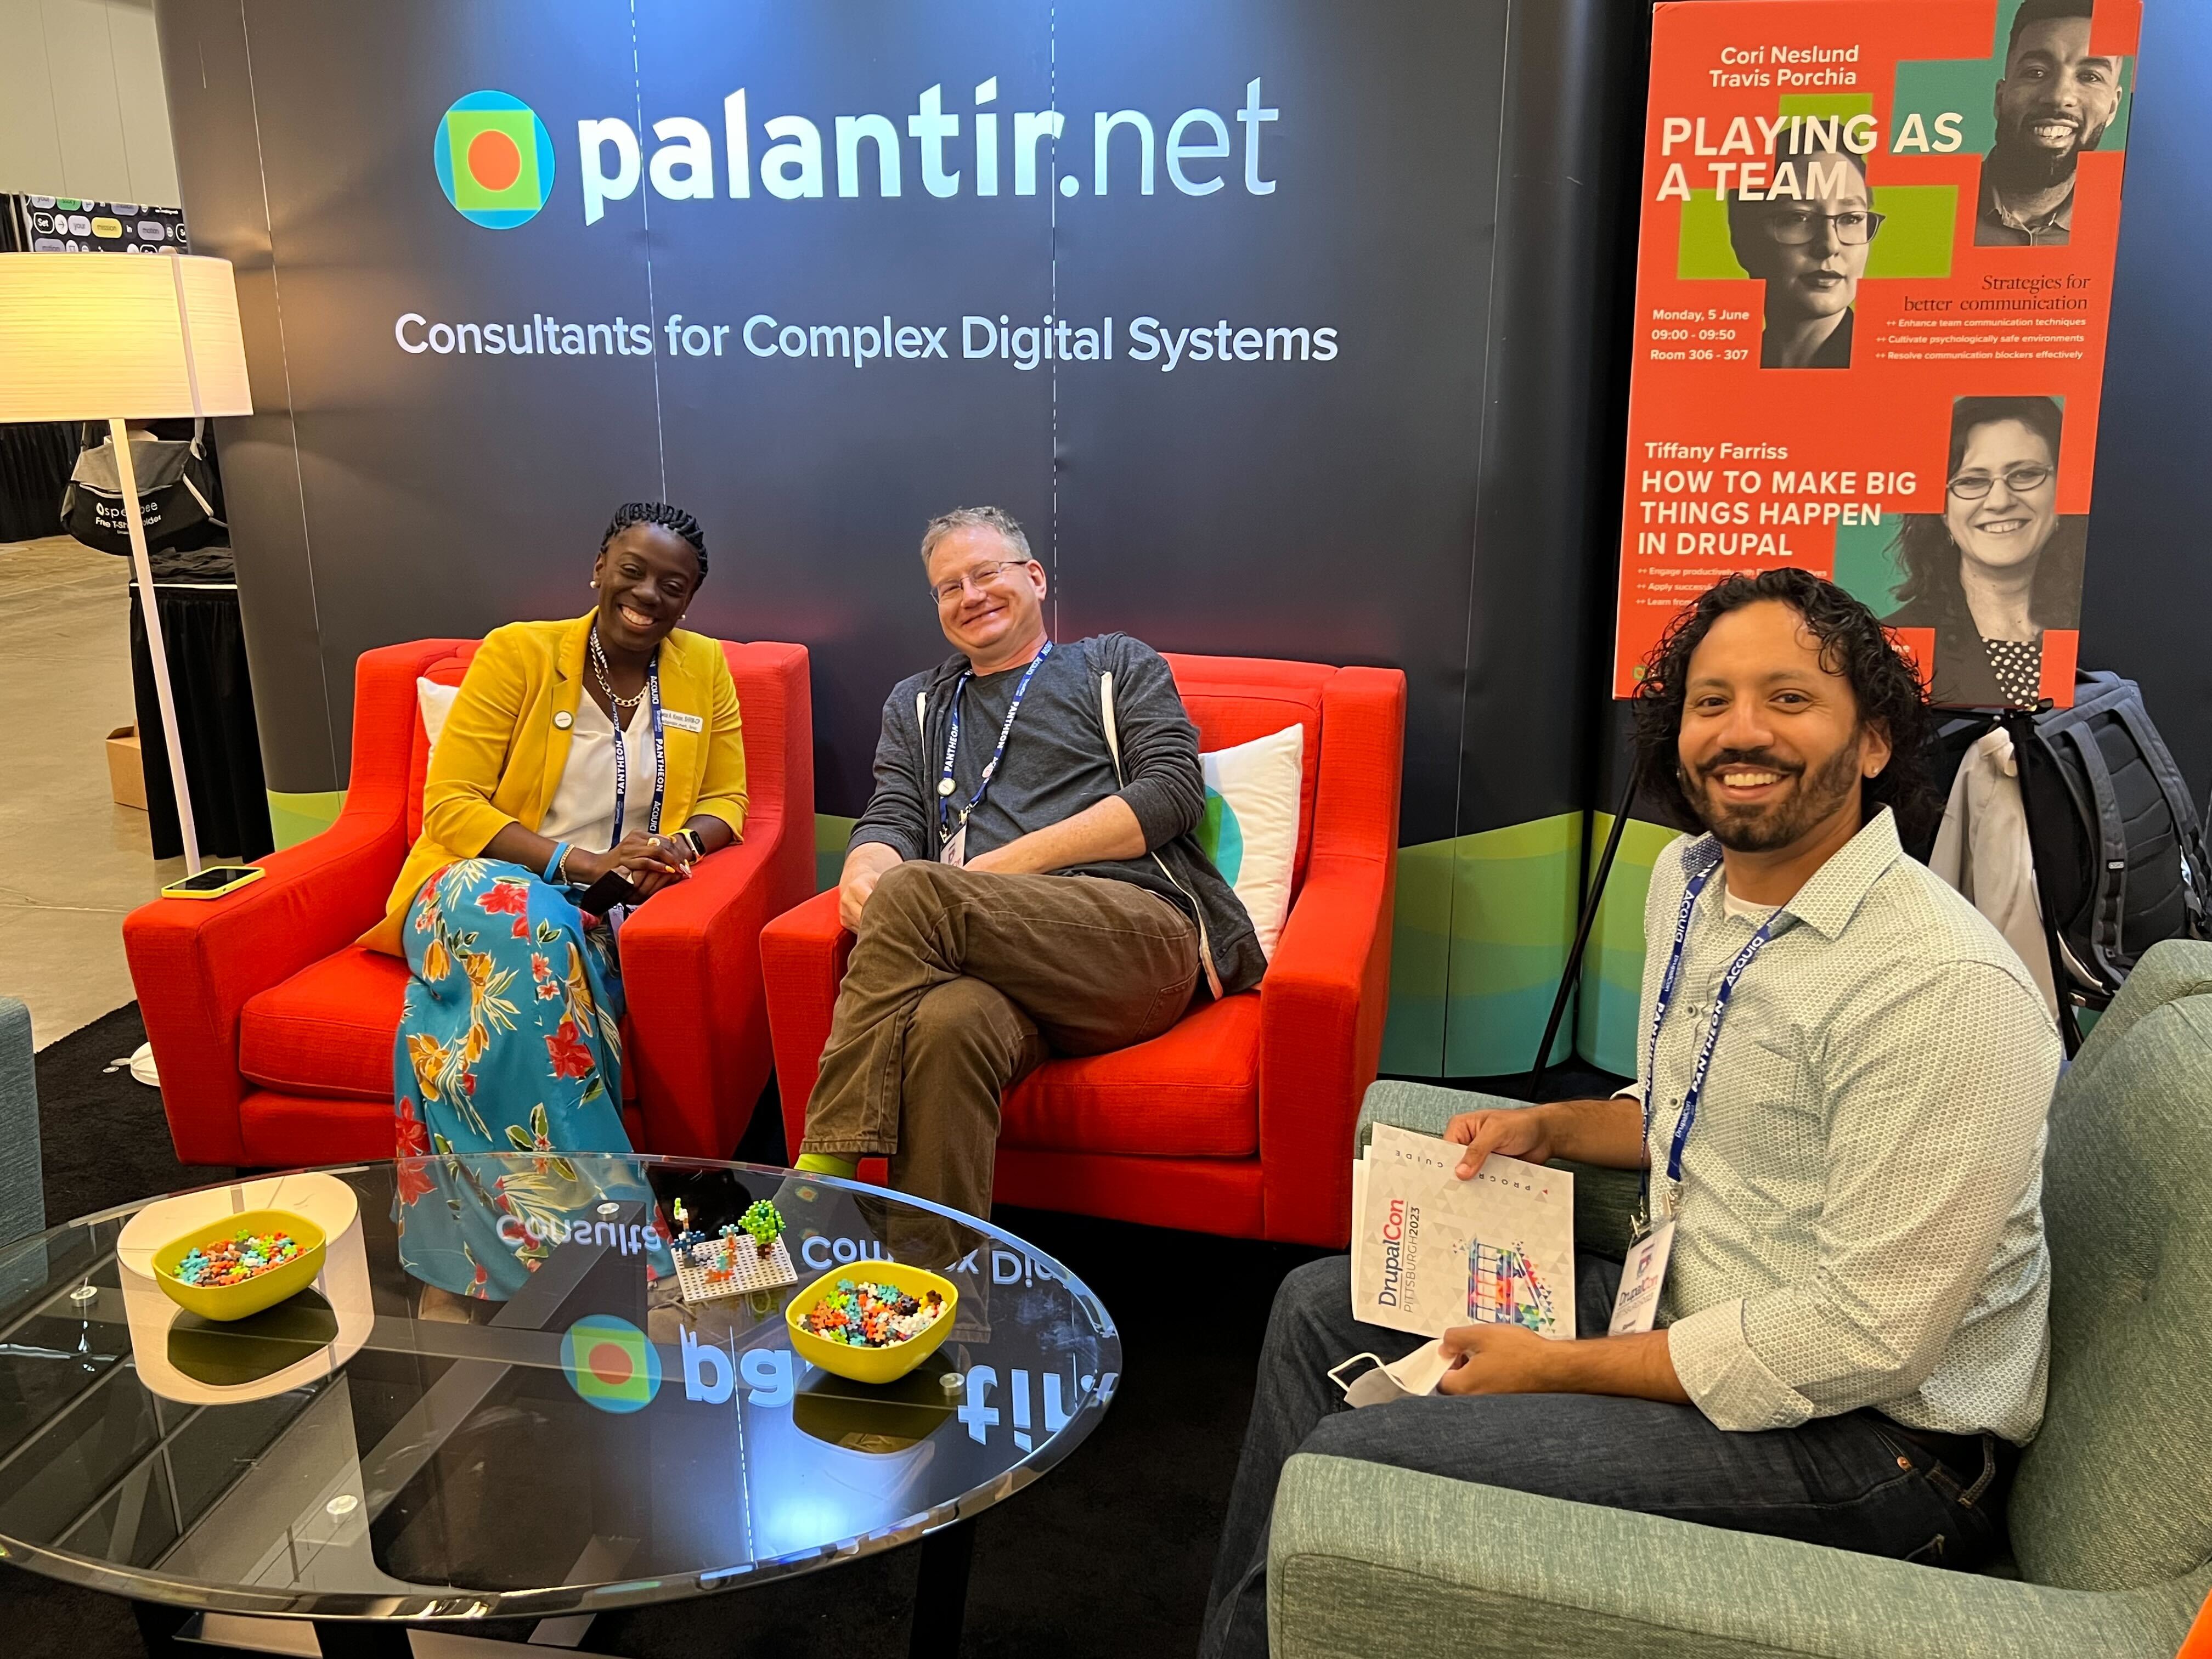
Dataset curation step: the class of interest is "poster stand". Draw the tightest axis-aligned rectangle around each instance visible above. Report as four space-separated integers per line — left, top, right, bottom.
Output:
1530 751 1646 1087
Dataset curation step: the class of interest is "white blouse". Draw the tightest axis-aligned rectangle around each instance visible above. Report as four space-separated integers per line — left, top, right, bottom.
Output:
540 691 654 853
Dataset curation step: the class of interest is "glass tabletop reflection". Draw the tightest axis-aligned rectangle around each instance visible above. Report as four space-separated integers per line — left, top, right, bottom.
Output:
0 1156 1121 1622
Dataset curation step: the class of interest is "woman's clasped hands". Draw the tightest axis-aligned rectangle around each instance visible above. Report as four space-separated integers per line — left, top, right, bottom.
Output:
569 829 693 901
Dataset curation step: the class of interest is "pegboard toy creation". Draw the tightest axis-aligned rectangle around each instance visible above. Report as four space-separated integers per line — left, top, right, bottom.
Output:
670 1199 798 1305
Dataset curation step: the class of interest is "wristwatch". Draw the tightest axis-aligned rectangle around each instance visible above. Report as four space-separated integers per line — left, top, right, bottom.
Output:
672 828 706 864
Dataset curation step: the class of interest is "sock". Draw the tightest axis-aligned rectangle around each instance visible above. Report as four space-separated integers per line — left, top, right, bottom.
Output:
794 1152 858 1180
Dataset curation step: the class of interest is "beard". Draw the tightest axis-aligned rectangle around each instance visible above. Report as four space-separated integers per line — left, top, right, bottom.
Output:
1987 116 2102 194
1681 737 1865 853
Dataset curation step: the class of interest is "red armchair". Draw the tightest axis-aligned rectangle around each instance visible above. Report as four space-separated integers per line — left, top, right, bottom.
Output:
761 654 1404 1247
125 635 814 1169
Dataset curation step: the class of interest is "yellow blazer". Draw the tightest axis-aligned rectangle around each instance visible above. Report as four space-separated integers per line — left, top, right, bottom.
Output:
365 612 749 955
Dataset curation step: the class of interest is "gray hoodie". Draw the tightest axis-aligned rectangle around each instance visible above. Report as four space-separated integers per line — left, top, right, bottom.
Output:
849 633 1266 998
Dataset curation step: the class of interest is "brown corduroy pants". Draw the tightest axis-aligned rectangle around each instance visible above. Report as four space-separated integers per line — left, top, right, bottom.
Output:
800 860 1200 1221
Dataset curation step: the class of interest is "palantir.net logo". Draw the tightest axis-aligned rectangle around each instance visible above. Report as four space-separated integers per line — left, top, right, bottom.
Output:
560 1314 663 1413
433 91 556 227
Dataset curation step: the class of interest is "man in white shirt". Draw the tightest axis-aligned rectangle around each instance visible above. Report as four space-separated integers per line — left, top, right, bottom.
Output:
1199 571 2061 1659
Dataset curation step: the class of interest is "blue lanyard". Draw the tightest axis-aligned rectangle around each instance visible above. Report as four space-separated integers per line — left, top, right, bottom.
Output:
1641 844 1784 1195
937 640 1052 847
608 653 666 847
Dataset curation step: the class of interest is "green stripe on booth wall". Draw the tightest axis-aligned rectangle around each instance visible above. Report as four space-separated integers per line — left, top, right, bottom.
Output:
1573 814 1679 1076
1380 814 1585 1079
816 814 858 893
270 803 1627 1077
268 789 347 850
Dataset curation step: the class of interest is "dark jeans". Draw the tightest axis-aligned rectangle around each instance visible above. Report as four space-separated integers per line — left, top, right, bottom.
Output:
1198 1255 2007 1659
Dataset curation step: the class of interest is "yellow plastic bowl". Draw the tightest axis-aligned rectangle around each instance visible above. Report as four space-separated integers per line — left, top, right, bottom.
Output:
151 1209 328 1322
786 1260 959 1386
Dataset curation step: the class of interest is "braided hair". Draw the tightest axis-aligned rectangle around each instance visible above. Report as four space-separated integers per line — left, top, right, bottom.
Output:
600 501 708 585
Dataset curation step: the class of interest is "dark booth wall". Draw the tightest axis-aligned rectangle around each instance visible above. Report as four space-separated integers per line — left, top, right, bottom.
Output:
2081 0 2212 808
153 0 1645 1077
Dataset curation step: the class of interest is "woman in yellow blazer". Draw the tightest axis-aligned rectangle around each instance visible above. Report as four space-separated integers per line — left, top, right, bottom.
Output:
379 502 747 1299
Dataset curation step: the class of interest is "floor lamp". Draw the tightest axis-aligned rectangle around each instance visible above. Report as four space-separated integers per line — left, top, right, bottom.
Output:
0 251 254 876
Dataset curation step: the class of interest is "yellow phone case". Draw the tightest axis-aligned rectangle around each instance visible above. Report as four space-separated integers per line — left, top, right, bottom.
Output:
161 865 266 901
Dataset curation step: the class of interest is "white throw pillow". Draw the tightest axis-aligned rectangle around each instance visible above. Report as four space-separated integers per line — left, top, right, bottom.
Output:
417 677 460 759
1197 724 1305 961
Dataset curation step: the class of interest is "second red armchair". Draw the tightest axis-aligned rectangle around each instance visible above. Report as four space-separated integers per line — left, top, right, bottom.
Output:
761 652 1406 1248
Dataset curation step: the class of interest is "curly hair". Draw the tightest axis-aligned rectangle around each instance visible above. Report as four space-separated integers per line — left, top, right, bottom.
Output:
1631 568 1942 847
601 501 708 585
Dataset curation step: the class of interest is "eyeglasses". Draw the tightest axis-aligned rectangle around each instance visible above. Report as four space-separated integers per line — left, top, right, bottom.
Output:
930 558 1033 604
1754 208 1885 246
1948 464 2053 500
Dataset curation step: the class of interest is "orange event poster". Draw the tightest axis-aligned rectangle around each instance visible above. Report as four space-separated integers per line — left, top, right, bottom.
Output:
1615 0 2140 708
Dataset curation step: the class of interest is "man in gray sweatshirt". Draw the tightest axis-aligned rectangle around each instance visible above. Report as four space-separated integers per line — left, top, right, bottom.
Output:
793 505 1263 1218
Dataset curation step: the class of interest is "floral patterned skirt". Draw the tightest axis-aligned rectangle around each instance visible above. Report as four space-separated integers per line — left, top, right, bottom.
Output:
391 858 652 1300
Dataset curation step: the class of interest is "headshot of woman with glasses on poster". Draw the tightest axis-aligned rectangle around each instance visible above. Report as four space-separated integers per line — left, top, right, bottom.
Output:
1884 396 2085 708
1726 149 1881 369
1611 0 2137 713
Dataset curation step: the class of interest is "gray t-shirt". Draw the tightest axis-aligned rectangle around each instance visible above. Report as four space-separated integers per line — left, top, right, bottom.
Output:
850 634 1266 997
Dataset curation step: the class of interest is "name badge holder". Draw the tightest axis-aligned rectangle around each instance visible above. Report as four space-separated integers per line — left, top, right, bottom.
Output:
936 640 1052 867
1610 847 1783 1334
601 652 667 928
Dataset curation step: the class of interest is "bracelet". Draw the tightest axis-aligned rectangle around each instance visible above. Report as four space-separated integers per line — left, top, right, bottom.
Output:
543 842 571 884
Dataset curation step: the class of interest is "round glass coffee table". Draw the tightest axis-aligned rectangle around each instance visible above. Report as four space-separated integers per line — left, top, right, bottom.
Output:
0 1155 1121 1657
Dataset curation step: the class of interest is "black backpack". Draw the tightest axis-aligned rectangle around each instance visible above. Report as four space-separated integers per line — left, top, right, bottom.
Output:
1933 673 2211 1047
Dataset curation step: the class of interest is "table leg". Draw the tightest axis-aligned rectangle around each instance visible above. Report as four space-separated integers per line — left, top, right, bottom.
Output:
132 1601 194 1657
312 1620 415 1657
907 1521 975 1659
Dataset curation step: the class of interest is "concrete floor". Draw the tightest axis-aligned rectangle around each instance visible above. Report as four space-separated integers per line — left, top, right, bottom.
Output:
0 535 188 1048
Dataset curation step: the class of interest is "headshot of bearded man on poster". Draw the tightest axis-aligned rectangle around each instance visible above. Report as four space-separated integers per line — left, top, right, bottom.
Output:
1725 148 1883 370
1976 0 2125 247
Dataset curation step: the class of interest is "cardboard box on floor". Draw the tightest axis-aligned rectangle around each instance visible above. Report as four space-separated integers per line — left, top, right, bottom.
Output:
106 725 146 811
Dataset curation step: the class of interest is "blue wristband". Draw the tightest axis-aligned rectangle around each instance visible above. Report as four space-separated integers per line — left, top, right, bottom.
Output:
543 842 571 884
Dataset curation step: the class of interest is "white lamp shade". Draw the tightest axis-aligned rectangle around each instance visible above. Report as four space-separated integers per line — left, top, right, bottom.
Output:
0 252 252 422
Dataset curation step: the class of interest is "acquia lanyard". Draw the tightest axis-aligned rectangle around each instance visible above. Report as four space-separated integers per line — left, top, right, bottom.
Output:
608 650 667 846
936 639 1053 848
1639 843 1784 1220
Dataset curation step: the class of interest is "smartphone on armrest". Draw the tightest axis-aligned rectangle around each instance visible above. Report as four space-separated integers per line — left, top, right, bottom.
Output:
161 866 265 901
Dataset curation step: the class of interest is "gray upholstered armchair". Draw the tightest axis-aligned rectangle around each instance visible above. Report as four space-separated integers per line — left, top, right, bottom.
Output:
1267 940 2212 1658
0 996 42 1247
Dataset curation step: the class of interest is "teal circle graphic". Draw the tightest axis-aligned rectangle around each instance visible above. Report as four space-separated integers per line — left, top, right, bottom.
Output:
1198 788 1244 884
433 91 556 228
560 1314 662 1413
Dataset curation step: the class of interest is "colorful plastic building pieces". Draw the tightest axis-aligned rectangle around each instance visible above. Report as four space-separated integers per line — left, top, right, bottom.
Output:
801 1278 947 1348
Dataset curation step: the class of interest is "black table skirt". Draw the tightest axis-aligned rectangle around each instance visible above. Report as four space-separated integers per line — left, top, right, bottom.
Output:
127 580 274 861
0 421 74 543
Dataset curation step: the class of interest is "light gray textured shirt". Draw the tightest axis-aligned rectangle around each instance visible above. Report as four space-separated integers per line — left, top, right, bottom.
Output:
1638 809 2062 1441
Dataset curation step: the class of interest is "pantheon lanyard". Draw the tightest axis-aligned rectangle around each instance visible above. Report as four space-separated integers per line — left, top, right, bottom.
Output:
1638 849 1784 1229
608 652 668 845
936 640 1053 850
